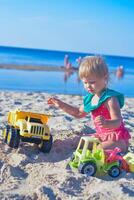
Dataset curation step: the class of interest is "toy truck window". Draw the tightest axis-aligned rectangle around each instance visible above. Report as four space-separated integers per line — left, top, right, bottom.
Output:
79 139 85 149
29 118 43 124
88 143 93 151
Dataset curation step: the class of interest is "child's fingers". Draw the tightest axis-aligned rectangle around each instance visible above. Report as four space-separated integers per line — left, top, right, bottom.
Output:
47 98 60 108
94 116 102 122
94 115 105 127
47 98 58 105
47 98 54 105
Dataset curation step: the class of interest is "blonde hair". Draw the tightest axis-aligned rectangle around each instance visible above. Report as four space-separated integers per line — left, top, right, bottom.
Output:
79 56 109 81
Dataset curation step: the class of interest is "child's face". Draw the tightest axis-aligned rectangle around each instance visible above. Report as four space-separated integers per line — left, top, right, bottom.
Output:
82 74 107 96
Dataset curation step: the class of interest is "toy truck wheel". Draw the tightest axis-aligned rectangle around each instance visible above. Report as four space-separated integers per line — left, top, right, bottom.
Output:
7 128 20 149
79 162 97 176
38 135 53 153
3 125 10 143
108 166 121 178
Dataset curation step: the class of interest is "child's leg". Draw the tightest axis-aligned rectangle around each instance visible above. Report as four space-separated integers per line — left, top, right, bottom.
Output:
98 139 128 153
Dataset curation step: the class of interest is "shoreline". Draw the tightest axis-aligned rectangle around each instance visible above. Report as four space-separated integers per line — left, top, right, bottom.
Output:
0 64 78 72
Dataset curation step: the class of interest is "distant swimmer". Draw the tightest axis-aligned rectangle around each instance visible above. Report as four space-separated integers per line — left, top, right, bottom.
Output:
64 54 69 68
76 56 82 67
64 69 73 82
116 65 124 79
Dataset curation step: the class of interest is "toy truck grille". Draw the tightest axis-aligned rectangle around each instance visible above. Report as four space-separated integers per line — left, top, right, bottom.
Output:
30 125 45 135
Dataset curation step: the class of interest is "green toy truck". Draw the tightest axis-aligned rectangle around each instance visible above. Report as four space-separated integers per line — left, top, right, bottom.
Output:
69 136 121 177
3 109 53 153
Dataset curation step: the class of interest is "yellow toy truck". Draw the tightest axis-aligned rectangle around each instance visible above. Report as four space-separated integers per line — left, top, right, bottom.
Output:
3 109 53 153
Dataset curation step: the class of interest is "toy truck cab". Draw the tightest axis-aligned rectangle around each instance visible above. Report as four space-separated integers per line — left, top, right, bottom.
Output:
69 136 121 177
3 109 53 153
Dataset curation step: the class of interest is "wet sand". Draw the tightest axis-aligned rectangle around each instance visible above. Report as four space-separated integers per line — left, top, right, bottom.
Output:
0 64 78 72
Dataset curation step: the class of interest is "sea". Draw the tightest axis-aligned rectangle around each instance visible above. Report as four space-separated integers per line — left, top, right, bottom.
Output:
0 46 134 97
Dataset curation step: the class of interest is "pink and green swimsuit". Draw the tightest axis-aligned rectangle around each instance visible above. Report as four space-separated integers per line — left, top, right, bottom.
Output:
83 89 131 145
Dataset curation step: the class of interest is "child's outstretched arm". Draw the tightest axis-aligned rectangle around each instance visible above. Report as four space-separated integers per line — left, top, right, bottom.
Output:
48 97 87 118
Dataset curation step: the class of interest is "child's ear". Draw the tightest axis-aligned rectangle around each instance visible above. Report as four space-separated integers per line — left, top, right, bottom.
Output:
104 74 108 80
104 74 108 84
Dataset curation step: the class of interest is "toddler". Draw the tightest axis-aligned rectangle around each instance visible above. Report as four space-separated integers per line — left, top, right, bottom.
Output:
48 56 131 153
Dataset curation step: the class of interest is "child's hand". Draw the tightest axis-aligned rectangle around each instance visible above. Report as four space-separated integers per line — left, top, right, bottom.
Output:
47 98 61 108
94 115 106 127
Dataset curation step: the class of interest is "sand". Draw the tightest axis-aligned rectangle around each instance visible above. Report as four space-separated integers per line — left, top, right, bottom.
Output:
0 91 134 200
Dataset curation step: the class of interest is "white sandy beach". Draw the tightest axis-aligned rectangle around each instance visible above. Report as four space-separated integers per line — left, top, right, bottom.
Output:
0 91 134 199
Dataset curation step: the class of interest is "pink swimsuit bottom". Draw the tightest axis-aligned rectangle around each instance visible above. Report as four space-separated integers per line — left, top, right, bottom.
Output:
91 103 131 145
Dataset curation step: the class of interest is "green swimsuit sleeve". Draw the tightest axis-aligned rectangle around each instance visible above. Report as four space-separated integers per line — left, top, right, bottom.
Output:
100 89 124 108
83 93 93 113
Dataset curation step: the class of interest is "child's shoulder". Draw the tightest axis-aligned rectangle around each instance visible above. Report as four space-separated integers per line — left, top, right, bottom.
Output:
103 88 124 108
105 96 120 108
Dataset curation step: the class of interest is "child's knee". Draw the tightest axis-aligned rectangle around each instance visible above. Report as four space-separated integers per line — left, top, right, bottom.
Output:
100 140 128 153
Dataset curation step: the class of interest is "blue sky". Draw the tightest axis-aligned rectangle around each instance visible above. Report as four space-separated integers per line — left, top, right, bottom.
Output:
0 0 134 57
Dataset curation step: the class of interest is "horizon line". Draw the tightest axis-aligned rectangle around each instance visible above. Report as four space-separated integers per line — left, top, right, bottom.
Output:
0 45 134 59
